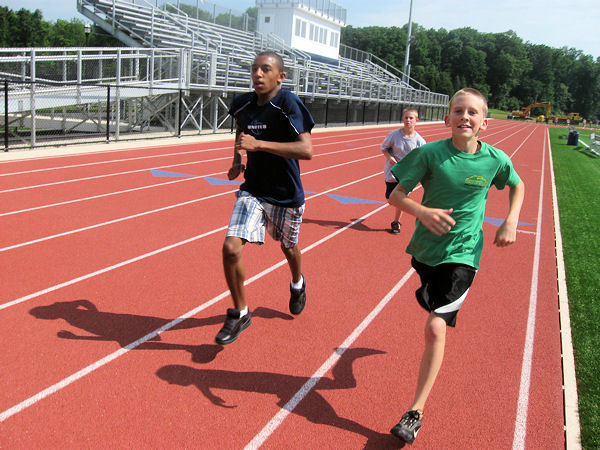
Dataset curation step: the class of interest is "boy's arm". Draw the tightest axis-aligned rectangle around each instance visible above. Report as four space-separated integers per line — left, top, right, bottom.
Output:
228 127 245 180
237 131 313 160
494 180 525 247
382 146 397 164
388 184 455 236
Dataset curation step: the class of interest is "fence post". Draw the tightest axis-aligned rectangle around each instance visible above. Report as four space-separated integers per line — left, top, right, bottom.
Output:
4 80 8 152
106 85 110 143
178 89 182 137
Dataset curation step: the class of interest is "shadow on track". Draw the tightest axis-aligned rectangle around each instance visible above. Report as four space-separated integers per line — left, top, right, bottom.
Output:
29 300 292 364
302 217 388 233
156 347 405 448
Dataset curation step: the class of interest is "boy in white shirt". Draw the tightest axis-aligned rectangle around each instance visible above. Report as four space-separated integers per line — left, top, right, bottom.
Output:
381 108 426 234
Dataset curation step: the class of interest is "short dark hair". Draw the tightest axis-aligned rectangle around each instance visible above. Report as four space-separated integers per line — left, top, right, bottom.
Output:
255 51 284 72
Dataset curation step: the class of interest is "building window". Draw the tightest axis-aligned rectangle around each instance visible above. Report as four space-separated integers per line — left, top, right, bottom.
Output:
295 18 301 36
309 24 315 41
264 16 270 23
330 31 338 47
301 21 307 38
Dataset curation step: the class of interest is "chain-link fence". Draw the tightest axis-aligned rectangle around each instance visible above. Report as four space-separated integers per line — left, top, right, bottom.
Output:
1 80 208 150
2 77 448 152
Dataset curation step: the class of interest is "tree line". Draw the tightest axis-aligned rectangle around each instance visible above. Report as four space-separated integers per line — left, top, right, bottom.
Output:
342 24 600 120
2 7 598 119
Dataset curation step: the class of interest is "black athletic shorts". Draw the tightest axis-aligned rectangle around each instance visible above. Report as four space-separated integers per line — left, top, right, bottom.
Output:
385 181 398 199
411 257 477 327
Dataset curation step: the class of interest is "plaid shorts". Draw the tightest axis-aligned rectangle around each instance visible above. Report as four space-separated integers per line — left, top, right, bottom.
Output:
226 190 305 248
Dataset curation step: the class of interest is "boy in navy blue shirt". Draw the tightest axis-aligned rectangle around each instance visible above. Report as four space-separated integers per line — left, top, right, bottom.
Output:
216 51 315 345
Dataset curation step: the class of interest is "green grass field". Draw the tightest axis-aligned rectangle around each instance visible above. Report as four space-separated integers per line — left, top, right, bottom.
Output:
549 127 600 449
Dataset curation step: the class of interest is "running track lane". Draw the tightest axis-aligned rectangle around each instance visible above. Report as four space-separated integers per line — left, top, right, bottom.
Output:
0 122 566 448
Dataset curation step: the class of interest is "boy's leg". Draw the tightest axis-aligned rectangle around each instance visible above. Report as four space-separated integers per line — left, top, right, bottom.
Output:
391 312 446 443
217 191 266 345
281 243 302 283
393 208 402 224
281 243 306 315
216 235 252 345
386 181 401 233
222 236 247 310
410 312 447 411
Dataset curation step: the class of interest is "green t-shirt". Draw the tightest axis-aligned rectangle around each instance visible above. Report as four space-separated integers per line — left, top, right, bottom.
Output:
391 138 521 268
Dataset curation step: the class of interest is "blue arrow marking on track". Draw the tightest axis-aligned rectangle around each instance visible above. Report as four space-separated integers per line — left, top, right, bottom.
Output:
326 194 384 204
484 216 534 227
151 169 197 177
205 177 242 185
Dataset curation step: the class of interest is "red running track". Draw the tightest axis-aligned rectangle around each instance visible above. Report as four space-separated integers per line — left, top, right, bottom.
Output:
0 120 564 448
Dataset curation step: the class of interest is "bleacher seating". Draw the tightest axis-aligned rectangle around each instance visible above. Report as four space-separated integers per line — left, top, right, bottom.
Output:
76 0 443 105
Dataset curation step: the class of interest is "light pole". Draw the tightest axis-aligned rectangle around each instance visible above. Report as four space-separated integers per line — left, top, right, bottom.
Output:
84 24 91 46
403 0 414 84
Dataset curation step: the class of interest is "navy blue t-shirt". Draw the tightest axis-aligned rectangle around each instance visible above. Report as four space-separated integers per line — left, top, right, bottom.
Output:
228 89 315 207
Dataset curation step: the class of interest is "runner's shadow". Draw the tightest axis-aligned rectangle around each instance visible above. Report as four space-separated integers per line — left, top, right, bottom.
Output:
302 217 387 232
29 300 291 364
157 347 402 447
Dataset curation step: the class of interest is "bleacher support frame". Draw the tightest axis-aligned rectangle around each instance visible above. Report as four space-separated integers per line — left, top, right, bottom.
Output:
0 0 449 150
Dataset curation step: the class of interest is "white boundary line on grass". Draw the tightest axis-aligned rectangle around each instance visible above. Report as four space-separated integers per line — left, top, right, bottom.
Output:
547 129 582 449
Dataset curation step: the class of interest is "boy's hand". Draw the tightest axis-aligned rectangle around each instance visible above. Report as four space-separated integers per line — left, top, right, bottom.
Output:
227 163 245 180
494 221 517 247
237 132 260 152
419 207 455 236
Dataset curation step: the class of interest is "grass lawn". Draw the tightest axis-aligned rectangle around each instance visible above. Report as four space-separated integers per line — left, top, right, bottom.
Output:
549 127 600 449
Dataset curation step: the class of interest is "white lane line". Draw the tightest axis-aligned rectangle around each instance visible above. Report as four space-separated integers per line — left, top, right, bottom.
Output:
0 189 236 252
0 136 379 191
0 148 379 217
0 203 389 423
0 142 379 214
0 155 383 253
245 268 415 449
0 226 227 312
547 129 581 449
0 169 383 308
247 124 544 448
512 127 546 450
0 155 231 194
0 145 231 177
0 173 218 217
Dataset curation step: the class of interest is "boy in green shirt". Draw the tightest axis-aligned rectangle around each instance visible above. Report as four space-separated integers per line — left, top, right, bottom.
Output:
388 88 525 444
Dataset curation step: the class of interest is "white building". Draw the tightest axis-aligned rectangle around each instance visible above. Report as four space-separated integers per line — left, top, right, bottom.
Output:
255 0 346 63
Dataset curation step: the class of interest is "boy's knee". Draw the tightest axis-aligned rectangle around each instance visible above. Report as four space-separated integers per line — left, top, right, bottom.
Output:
222 238 243 263
425 316 447 341
281 242 298 257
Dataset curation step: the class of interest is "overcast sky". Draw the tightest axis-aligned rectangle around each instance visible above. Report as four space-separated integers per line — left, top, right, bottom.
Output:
3 0 599 59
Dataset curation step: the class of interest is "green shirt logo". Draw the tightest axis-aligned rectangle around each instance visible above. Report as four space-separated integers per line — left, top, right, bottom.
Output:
464 175 488 187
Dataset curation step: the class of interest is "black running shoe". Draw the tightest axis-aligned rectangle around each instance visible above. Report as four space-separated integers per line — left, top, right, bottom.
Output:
215 308 251 345
390 410 422 444
390 221 401 234
289 275 306 315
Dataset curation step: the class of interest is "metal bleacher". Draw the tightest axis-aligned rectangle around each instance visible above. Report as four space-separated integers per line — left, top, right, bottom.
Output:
1 0 448 149
77 0 447 103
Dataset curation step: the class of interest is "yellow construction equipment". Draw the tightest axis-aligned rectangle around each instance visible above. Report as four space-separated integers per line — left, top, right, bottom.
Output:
508 102 551 120
549 112 583 124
